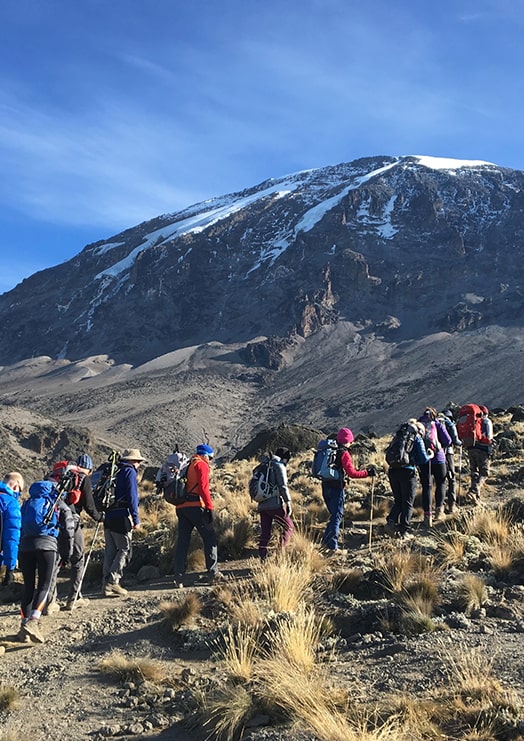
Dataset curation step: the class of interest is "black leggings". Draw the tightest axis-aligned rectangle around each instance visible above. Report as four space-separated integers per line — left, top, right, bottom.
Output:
19 549 57 620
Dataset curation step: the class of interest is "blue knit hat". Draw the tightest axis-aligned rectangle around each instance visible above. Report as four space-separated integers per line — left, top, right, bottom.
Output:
76 454 93 470
196 444 214 457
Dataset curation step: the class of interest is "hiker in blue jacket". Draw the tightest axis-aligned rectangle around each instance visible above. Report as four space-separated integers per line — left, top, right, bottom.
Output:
0 472 24 586
102 448 143 598
18 480 68 644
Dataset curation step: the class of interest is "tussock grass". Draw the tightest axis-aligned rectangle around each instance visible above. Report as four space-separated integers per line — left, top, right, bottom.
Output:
98 650 166 683
273 606 328 673
159 593 202 629
332 568 364 595
376 549 416 593
400 593 438 635
253 658 404 741
252 553 313 612
488 528 524 577
217 516 254 559
457 574 488 613
0 732 25 741
222 579 265 627
203 683 257 741
0 685 20 712
285 528 327 573
436 530 467 566
213 623 261 681
462 509 512 545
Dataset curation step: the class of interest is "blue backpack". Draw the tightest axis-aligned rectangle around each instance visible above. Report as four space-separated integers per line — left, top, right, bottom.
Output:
21 482 59 538
311 439 342 483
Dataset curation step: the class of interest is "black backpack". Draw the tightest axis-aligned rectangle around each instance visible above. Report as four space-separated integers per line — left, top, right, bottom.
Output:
91 451 120 511
385 423 418 468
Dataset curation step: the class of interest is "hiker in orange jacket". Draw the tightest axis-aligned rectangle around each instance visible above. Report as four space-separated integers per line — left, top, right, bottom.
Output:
172 444 223 585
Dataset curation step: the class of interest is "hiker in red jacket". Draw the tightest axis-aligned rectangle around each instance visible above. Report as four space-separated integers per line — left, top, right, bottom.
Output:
172 444 224 585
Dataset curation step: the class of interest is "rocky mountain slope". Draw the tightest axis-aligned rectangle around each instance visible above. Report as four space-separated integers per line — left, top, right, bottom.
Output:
0 155 523 461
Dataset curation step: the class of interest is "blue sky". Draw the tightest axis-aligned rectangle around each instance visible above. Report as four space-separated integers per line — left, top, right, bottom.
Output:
1 0 523 294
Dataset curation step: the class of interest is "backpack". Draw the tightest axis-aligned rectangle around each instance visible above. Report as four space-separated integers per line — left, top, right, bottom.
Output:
311 439 342 483
49 461 85 506
422 420 442 454
249 460 278 503
385 423 418 468
91 451 120 511
163 459 199 506
157 448 189 489
21 494 58 538
457 404 491 448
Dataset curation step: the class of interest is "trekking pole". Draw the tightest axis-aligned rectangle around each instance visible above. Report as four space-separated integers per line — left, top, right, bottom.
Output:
457 446 462 507
368 476 375 553
69 519 103 610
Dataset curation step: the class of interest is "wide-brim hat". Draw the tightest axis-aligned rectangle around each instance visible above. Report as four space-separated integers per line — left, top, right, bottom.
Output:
121 448 147 462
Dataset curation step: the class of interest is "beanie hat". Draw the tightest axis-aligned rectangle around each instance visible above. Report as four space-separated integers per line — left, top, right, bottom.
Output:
196 444 214 457
275 447 291 462
336 427 354 445
76 454 93 470
479 405 489 414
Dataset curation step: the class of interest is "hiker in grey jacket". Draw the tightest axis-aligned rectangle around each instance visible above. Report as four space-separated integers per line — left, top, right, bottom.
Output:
257 447 294 559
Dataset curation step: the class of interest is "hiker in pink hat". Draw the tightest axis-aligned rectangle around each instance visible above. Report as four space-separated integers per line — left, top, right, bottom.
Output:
320 427 376 552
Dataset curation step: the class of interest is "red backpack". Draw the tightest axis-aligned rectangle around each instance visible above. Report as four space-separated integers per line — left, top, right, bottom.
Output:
49 461 84 505
457 404 491 448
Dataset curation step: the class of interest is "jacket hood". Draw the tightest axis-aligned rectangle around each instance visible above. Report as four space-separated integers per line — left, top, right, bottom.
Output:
29 480 56 499
0 482 19 500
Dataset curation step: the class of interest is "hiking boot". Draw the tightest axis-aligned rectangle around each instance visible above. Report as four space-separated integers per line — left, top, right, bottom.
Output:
103 583 128 597
65 597 90 610
434 508 442 521
22 619 45 644
44 600 60 615
384 521 397 537
17 627 32 644
399 531 415 541
207 570 227 584
444 503 456 515
423 513 433 528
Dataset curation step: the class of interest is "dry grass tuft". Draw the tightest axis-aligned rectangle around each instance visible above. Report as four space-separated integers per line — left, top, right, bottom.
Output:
159 592 202 630
376 549 416 593
252 553 313 612
224 579 265 628
273 606 329 672
462 509 512 545
217 516 254 559
98 650 166 684
332 568 364 595
457 574 488 613
0 685 21 712
285 528 327 573
213 623 261 681
203 682 257 741
436 530 467 567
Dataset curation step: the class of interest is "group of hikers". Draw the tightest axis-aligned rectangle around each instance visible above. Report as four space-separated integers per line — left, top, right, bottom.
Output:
0 403 493 643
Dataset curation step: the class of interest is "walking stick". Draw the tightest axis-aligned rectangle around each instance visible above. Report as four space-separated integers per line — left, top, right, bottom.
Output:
368 476 375 553
457 445 463 507
69 520 103 610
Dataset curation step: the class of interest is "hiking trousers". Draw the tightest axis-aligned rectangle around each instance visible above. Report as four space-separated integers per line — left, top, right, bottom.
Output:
467 447 490 496
321 484 345 550
103 529 133 586
19 548 56 620
387 467 417 534
173 506 218 576
418 461 447 513
48 517 85 603
445 451 456 506
258 506 294 559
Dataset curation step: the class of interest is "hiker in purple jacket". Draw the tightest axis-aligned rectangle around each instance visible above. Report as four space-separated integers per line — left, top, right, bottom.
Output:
418 407 452 527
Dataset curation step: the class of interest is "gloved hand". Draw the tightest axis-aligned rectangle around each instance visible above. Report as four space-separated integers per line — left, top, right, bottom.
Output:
366 465 378 477
205 509 215 524
2 569 14 586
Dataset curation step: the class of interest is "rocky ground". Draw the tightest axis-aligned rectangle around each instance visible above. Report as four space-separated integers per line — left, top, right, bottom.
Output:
1 411 524 741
